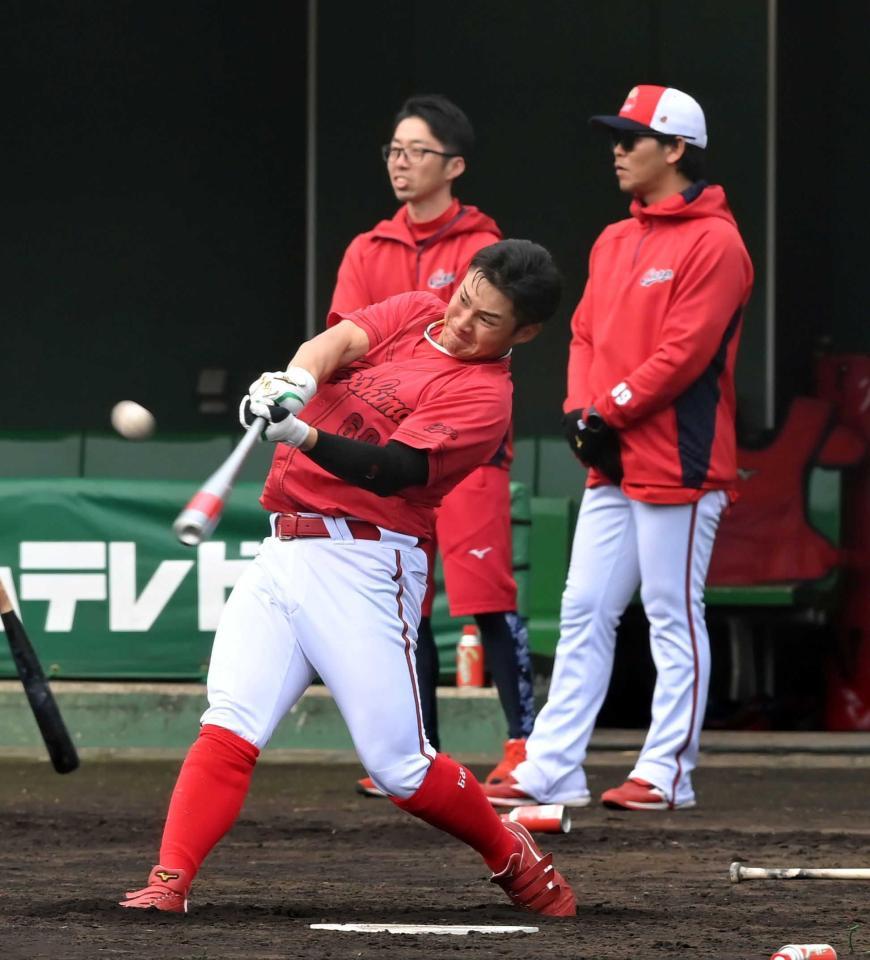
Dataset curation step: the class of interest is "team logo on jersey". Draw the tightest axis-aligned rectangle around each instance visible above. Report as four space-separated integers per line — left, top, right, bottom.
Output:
427 268 456 290
424 422 459 440
640 267 674 287
347 373 412 424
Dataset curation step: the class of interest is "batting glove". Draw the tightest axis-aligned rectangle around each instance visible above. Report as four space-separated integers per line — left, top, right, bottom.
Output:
248 367 317 417
240 396 311 446
562 406 624 485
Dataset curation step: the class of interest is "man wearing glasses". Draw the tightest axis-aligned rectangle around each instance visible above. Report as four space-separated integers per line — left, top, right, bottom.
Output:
484 85 753 812
330 95 535 794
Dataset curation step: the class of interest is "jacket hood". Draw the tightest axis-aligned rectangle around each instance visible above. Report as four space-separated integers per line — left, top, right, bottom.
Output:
370 203 502 246
630 182 737 228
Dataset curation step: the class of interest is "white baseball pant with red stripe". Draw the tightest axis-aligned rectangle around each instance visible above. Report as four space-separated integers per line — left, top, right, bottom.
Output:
202 521 434 798
513 485 728 807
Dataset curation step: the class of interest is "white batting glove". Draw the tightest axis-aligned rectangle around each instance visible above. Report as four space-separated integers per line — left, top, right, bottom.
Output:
248 367 317 418
240 396 311 446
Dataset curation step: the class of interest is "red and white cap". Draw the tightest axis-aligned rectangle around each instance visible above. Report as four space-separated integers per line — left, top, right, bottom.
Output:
590 84 708 149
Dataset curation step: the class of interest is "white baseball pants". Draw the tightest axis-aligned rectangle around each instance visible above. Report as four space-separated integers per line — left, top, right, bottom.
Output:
514 485 728 807
201 521 434 799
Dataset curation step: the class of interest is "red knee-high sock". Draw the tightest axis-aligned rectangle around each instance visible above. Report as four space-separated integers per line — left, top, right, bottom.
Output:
158 724 259 880
392 754 518 872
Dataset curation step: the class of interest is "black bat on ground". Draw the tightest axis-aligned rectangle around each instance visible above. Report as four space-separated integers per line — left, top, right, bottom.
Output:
0 580 79 774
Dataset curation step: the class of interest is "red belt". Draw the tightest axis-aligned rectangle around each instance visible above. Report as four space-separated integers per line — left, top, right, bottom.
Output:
275 513 381 542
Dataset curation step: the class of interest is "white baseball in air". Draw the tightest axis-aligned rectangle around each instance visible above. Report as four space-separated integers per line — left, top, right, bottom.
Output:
110 400 156 440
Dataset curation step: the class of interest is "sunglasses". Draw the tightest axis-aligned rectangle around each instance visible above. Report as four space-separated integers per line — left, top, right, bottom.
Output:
610 132 678 152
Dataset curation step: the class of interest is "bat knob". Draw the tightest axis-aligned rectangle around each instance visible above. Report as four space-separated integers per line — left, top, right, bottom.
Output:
173 513 207 547
172 491 224 546
172 507 217 546
729 861 744 883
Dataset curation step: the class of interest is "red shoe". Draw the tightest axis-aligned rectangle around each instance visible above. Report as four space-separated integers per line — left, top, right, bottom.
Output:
119 865 189 913
482 774 538 807
490 821 576 917
355 776 387 798
482 774 591 809
485 738 527 784
600 778 696 811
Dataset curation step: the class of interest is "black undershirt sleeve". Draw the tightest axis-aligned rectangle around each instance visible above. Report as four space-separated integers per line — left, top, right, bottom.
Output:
302 432 429 497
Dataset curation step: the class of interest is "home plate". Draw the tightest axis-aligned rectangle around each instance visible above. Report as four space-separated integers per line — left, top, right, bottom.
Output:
310 923 538 935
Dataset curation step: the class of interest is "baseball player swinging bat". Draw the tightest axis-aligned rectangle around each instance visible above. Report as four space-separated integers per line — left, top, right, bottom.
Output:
172 417 266 546
0 580 79 774
730 861 870 882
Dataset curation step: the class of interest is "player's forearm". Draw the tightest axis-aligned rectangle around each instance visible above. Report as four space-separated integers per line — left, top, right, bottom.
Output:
564 290 595 412
564 338 594 413
288 320 370 384
300 433 429 496
593 299 743 429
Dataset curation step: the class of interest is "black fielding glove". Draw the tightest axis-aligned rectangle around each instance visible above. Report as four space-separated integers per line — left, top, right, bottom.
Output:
562 406 623 485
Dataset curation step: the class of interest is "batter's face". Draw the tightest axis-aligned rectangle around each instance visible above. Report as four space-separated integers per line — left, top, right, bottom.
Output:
612 134 684 202
386 117 465 206
440 270 541 361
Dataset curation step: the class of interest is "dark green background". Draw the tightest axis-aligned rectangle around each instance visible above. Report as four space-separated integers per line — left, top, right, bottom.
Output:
1 1 865 436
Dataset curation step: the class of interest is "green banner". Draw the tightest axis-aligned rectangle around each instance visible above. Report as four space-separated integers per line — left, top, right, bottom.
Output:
0 478 537 682
0 478 271 680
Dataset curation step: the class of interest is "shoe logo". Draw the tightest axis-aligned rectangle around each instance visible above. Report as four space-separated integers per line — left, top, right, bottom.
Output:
457 766 467 789
468 547 493 559
427 268 456 290
155 870 180 882
639 267 674 287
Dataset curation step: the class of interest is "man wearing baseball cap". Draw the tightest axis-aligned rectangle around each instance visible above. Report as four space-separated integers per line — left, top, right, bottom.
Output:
485 85 753 812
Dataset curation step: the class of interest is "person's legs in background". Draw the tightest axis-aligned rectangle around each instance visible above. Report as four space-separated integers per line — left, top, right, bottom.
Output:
476 610 534 782
601 490 728 811
414 614 441 750
485 486 640 805
438 466 532 780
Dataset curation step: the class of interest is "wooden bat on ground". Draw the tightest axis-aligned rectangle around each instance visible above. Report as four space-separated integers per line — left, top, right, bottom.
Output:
730 861 870 883
172 417 266 546
0 580 79 774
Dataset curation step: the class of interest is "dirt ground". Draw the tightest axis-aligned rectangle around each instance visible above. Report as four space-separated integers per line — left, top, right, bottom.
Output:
1 755 868 960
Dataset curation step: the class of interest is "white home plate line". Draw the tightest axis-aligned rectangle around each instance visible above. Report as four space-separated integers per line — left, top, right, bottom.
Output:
310 923 539 936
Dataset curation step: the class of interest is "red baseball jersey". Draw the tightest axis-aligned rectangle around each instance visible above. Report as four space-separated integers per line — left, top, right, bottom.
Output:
328 199 511 471
566 183 754 504
261 292 513 539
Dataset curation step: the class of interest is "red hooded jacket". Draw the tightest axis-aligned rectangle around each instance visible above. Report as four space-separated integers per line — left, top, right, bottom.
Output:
565 183 754 504
328 200 502 313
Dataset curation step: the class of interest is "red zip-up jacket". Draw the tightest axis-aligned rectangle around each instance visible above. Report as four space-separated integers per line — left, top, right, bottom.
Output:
565 182 754 504
328 200 502 313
